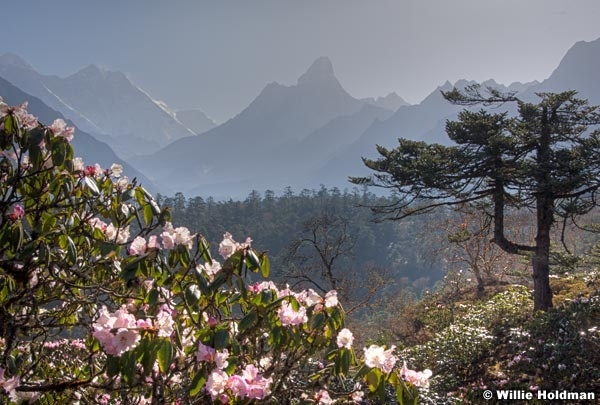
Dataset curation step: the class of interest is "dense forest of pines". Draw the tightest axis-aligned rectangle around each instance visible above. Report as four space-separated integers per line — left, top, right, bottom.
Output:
157 187 446 294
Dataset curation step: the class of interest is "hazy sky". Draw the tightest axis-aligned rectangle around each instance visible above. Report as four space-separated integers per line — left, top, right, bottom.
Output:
4 0 600 122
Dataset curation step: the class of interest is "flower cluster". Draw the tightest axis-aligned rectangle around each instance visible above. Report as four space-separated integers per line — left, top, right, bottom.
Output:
161 222 195 250
205 364 273 402
363 344 398 373
0 97 38 130
219 232 252 259
401 362 432 389
92 306 141 357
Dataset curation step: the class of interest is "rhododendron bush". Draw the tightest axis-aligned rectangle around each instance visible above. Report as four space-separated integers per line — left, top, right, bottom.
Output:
0 98 429 403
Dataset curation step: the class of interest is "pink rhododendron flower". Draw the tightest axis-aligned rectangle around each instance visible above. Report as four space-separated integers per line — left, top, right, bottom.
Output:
105 223 130 244
195 342 216 363
161 222 194 249
248 281 278 294
202 312 219 328
89 217 107 232
240 364 272 400
147 235 160 249
401 362 432 389
9 205 24 221
136 318 153 330
215 349 229 370
154 306 174 338
278 301 308 326
114 176 129 192
92 305 140 357
13 102 38 129
315 389 334 405
336 328 354 349
197 260 221 282
227 374 248 398
129 236 147 255
276 285 295 299
49 118 75 142
363 345 397 373
0 368 20 397
206 369 229 400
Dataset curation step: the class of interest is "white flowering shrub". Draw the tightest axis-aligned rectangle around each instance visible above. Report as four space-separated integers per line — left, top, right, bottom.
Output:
0 98 430 403
403 285 532 399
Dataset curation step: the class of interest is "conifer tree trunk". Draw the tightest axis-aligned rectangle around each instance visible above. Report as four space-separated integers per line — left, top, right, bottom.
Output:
532 199 554 311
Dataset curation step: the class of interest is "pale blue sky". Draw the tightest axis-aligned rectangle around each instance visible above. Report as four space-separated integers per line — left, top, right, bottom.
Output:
3 0 600 122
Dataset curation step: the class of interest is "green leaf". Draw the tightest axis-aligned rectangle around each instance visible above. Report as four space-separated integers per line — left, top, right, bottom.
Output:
185 284 201 306
213 328 230 350
198 237 212 265
157 340 173 373
179 246 190 267
310 312 326 330
143 204 153 226
260 253 270 278
11 222 23 251
238 310 258 333
189 372 206 396
66 235 77 264
3 114 17 135
122 351 136 385
106 356 121 378
27 127 45 148
28 144 43 169
121 255 147 281
148 288 159 305
84 176 100 195
245 249 261 271
51 139 67 166
140 340 158 377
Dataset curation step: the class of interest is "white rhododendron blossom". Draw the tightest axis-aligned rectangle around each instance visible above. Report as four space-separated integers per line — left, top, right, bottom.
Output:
297 288 322 306
324 290 339 308
73 157 85 171
154 306 175 338
110 163 123 177
363 344 398 374
48 118 75 142
105 223 130 244
278 301 308 326
401 362 433 389
218 232 252 260
197 260 221 282
218 232 238 259
205 369 228 400
336 328 354 349
161 222 194 249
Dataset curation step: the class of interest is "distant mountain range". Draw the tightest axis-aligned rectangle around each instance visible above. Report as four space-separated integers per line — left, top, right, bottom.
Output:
0 54 214 158
0 76 157 193
1 37 599 198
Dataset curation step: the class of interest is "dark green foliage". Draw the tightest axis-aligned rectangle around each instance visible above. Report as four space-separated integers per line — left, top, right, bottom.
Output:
352 87 600 311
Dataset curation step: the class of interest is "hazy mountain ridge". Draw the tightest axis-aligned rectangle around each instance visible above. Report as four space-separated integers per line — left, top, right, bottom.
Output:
2 36 598 199
131 57 373 195
175 109 216 135
0 54 210 158
135 37 597 197
0 76 157 193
